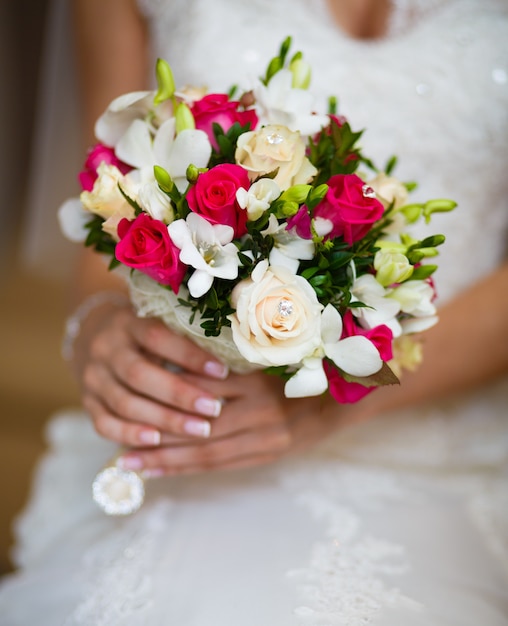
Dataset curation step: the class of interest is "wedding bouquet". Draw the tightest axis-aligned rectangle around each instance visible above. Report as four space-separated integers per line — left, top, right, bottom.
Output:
60 38 456 513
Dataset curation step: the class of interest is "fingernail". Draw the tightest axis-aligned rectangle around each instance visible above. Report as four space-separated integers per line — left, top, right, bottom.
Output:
142 468 165 479
184 418 211 438
204 360 229 379
194 396 222 418
139 430 161 446
117 456 144 471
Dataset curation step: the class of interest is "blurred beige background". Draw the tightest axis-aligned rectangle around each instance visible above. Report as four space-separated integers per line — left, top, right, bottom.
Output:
0 1 80 574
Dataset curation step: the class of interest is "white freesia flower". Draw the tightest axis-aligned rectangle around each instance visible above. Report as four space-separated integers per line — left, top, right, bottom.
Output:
114 118 212 192
95 90 173 147
254 70 328 136
57 198 90 243
229 261 323 367
137 180 174 223
284 356 328 398
284 304 382 398
389 280 436 316
236 178 281 221
321 304 383 376
168 213 240 298
351 274 402 337
261 214 315 273
313 216 334 238
389 280 438 334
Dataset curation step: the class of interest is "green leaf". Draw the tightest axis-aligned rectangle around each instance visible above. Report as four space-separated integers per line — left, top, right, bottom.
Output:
341 362 400 388
238 251 254 267
410 264 437 280
117 183 142 214
301 266 320 280
309 274 330 287
263 365 293 381
384 155 398 175
206 287 220 311
279 36 292 62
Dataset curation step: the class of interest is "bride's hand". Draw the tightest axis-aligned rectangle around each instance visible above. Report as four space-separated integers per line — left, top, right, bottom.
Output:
117 370 366 475
72 301 229 448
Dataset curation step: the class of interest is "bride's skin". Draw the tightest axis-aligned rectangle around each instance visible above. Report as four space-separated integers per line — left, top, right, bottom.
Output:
70 0 508 475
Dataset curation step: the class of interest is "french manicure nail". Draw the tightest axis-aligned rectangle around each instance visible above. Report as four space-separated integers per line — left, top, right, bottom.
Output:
204 360 229 379
117 456 144 471
139 429 161 446
194 396 222 418
142 468 165 479
184 418 211 438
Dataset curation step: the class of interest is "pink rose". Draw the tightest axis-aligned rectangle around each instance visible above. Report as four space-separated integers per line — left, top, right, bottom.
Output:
115 214 186 293
324 311 393 404
324 362 374 403
191 94 258 150
79 143 132 191
186 163 250 236
314 174 384 244
342 310 393 361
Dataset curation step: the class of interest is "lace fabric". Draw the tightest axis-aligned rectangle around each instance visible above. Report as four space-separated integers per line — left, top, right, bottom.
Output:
280 464 423 624
64 500 173 625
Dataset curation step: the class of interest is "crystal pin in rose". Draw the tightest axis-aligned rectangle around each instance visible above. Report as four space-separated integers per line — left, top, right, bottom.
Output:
278 299 294 317
362 184 377 198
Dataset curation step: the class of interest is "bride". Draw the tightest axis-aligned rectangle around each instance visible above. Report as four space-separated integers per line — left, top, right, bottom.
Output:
1 0 507 624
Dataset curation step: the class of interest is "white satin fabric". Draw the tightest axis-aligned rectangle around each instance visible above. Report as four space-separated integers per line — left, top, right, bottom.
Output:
2 0 508 624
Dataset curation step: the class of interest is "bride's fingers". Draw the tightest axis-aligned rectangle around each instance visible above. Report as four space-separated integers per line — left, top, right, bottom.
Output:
142 452 281 478
118 424 291 472
128 316 229 379
104 345 224 421
84 363 216 440
83 394 162 447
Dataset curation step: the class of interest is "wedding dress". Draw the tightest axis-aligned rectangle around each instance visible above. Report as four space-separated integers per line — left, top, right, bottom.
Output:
2 0 508 624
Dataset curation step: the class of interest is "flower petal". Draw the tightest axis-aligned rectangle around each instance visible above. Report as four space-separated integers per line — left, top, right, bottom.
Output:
95 91 154 146
188 269 214 298
320 304 343 345
152 118 176 170
284 359 328 397
269 247 300 273
115 119 155 169
166 129 212 190
57 198 90 242
400 315 439 334
325 335 382 377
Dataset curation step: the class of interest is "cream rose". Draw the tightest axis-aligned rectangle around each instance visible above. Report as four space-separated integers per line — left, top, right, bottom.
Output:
235 124 317 190
367 172 408 210
229 261 323 367
80 163 136 240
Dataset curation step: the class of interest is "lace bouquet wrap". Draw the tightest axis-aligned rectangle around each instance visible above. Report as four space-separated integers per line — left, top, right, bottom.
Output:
59 38 456 514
